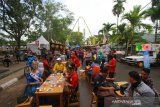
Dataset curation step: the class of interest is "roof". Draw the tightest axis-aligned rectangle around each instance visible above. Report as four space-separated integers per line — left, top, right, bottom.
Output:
29 36 49 45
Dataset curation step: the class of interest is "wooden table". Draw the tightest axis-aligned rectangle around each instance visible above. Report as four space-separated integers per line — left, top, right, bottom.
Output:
35 74 65 107
115 81 128 97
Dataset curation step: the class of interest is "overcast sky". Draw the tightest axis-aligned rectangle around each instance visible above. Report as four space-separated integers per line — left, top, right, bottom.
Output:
56 0 152 38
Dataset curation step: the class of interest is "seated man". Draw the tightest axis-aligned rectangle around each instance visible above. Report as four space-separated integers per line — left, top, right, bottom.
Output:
141 68 159 96
88 60 100 78
94 67 115 96
92 61 100 78
53 58 66 73
125 71 155 106
94 67 116 107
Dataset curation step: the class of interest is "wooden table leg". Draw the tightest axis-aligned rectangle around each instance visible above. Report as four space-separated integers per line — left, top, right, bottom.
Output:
60 94 63 107
36 95 39 107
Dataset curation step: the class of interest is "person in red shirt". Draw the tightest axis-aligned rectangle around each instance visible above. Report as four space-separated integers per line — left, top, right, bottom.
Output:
66 63 79 90
106 55 117 78
42 55 50 80
71 52 81 71
64 63 78 106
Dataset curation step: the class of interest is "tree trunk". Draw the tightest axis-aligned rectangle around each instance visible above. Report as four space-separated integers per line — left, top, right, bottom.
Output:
130 26 134 55
117 15 119 49
155 20 158 43
16 37 21 49
125 41 128 56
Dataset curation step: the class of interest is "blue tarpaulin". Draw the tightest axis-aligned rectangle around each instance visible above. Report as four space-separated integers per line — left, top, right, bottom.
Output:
75 44 80 48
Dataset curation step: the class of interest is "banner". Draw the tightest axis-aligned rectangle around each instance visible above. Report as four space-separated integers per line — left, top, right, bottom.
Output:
135 43 142 51
142 44 151 51
143 51 150 69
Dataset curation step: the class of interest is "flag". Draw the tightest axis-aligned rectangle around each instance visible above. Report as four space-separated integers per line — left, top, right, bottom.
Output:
135 43 142 51
103 29 107 44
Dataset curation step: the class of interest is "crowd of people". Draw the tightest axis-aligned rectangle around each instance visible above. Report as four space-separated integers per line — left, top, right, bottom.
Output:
21 47 160 107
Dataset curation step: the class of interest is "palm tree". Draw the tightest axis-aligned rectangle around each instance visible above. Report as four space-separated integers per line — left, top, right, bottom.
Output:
112 0 126 31
122 5 152 54
102 23 115 36
144 2 160 43
98 22 115 43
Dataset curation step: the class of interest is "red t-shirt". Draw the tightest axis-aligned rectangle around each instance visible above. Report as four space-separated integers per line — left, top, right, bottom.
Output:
108 58 117 73
93 65 100 78
43 59 50 69
71 56 80 68
68 72 78 89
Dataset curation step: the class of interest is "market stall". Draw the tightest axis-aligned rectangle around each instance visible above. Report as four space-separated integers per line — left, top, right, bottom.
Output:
27 36 50 55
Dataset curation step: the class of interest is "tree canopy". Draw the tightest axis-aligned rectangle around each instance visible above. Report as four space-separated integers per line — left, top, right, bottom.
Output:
0 0 74 48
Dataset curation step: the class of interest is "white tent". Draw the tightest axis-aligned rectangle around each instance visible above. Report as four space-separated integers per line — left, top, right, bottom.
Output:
27 36 50 54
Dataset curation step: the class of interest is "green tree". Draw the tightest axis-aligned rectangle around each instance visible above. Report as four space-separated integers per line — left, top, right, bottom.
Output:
67 32 84 46
35 0 74 43
0 0 42 48
99 22 115 43
144 1 160 43
112 0 126 31
122 5 152 54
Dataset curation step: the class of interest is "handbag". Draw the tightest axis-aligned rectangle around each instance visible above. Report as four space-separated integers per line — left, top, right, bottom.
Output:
120 83 129 95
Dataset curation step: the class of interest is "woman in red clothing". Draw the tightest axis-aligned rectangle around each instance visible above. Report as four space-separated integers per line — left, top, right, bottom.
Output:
66 63 79 90
106 55 117 78
71 52 81 71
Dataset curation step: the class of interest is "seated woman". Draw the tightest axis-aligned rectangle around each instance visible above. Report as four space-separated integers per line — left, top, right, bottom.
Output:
64 63 79 105
26 61 43 96
66 63 78 91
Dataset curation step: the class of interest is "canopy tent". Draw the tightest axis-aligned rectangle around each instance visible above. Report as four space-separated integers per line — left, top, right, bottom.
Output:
75 44 80 48
27 36 50 54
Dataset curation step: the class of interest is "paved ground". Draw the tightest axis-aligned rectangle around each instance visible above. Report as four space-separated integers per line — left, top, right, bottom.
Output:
0 78 26 107
0 62 160 107
115 62 160 92
0 62 25 80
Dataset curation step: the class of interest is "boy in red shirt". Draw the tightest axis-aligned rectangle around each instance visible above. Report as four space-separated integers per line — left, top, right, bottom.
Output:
106 55 117 78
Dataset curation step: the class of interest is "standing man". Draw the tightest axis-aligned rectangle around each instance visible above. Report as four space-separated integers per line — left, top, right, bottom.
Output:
15 47 21 62
106 55 117 78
